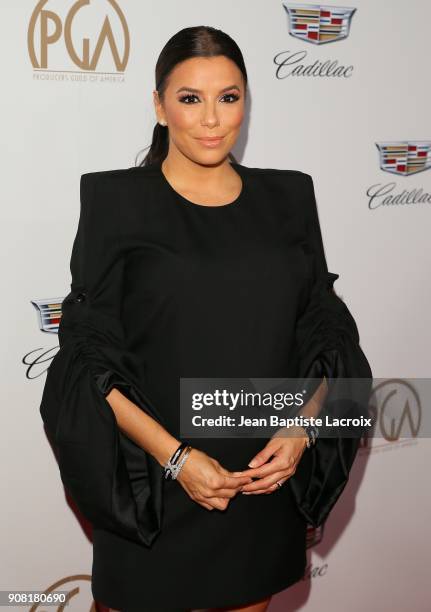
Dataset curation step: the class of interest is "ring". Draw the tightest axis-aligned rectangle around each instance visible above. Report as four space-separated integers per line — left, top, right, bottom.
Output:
276 481 283 488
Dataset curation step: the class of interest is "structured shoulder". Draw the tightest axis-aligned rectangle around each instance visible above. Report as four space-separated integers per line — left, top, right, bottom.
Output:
238 164 313 191
81 169 125 182
79 166 160 205
81 164 310 182
238 164 314 196
78 166 161 233
78 170 137 224
80 166 157 183
237 163 309 178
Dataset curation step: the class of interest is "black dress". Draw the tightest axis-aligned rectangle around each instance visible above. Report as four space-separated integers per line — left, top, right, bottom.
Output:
39 162 372 611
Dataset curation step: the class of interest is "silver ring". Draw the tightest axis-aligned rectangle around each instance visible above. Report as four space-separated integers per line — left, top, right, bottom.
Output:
276 480 283 488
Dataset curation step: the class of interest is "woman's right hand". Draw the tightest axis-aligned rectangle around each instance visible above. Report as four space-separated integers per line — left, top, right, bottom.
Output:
176 448 253 511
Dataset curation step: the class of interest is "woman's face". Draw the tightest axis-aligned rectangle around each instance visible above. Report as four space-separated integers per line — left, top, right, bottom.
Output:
153 55 245 165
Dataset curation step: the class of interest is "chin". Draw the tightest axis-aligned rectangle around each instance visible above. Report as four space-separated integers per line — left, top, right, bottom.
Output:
191 149 230 166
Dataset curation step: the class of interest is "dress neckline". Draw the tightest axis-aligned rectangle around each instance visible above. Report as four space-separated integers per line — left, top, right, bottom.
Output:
158 161 246 210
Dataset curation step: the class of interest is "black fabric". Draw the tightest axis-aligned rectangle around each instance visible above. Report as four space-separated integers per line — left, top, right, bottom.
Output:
39 173 166 547
39 163 372 609
288 173 373 527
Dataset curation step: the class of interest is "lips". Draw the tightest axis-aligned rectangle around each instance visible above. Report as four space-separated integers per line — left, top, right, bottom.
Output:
195 136 224 147
197 136 224 141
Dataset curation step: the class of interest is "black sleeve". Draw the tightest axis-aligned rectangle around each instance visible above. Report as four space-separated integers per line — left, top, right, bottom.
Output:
288 172 373 527
39 172 165 546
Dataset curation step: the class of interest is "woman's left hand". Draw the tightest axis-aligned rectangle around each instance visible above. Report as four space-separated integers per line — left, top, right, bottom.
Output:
232 426 309 494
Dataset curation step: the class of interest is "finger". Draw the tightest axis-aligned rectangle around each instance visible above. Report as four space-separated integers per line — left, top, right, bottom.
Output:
219 466 254 483
233 458 285 480
248 479 289 495
218 474 254 489
246 444 278 468
206 496 230 511
199 501 214 510
201 487 237 500
205 479 248 498
242 483 283 495
243 481 287 495
241 470 293 493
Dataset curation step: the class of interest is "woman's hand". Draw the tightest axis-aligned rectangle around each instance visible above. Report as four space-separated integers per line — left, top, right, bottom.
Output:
176 447 254 511
233 426 309 494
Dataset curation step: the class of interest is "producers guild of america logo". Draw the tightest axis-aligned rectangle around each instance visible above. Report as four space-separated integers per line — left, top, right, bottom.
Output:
366 141 431 209
283 3 356 44
274 3 356 78
360 379 422 453
28 0 130 79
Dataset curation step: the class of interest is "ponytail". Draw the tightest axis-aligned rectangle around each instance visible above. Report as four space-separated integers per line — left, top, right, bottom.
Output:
136 123 168 167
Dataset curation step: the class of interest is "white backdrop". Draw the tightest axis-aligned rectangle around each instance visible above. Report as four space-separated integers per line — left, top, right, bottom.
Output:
2 1 430 610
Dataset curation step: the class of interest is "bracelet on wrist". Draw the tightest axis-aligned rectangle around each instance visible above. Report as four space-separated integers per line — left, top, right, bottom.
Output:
302 424 319 448
163 442 192 480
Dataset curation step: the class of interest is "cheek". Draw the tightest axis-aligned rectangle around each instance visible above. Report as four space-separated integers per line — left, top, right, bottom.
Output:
225 106 244 131
168 105 196 130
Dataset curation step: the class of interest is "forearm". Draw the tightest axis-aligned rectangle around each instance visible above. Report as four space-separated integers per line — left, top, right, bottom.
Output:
275 377 328 442
105 387 180 467
297 376 328 419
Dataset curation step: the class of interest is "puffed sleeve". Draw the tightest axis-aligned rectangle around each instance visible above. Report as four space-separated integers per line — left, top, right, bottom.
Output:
39 172 165 546
289 172 373 527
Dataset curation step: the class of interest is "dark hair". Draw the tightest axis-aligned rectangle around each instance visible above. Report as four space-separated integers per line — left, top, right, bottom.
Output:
136 25 248 167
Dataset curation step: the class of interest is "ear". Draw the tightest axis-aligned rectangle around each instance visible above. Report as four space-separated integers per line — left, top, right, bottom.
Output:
153 89 164 124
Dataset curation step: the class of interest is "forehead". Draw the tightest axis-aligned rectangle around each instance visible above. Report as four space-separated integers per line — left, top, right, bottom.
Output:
166 56 243 89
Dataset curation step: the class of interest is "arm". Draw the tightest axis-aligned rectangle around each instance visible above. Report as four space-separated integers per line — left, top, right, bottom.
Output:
288 172 373 527
105 387 179 467
273 377 329 447
40 172 170 546
298 377 328 419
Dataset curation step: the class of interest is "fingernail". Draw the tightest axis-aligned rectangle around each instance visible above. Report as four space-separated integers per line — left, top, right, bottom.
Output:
248 460 257 467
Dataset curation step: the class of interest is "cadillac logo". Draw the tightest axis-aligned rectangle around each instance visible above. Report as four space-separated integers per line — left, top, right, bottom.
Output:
376 141 431 176
32 298 63 333
283 3 356 44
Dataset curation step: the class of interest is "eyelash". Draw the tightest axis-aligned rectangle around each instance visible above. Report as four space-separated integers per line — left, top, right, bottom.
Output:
178 93 240 104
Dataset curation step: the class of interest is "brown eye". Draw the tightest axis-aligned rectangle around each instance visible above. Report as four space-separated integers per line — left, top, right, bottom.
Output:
221 93 240 103
179 94 199 104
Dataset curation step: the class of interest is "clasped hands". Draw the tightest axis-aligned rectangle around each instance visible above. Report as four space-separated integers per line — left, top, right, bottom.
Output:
176 425 308 511
234 425 309 494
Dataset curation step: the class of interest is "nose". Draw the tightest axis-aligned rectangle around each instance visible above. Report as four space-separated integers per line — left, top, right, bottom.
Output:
200 100 220 128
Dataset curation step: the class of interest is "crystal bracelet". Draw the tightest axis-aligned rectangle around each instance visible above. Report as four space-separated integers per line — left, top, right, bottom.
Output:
169 445 192 480
164 442 186 480
164 443 192 480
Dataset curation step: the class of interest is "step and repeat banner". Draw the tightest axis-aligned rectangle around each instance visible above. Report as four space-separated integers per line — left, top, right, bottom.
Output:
2 1 430 611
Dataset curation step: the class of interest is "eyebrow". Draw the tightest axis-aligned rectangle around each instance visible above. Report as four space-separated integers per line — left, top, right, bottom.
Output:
175 85 241 94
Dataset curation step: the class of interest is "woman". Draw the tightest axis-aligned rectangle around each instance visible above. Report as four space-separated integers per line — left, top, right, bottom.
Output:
40 26 372 612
